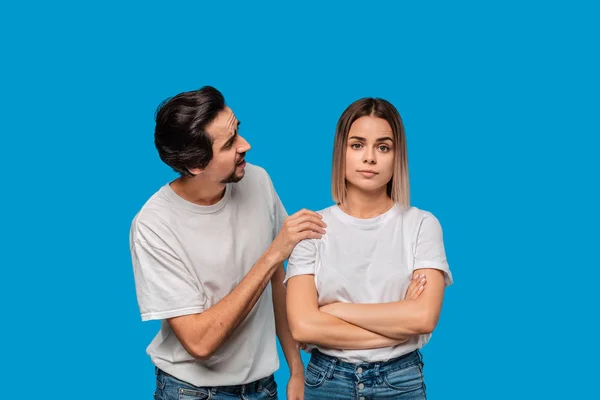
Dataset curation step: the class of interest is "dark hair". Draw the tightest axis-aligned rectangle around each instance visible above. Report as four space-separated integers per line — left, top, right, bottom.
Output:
154 86 226 176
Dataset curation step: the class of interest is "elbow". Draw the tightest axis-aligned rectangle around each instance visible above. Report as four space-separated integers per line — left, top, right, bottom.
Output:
187 342 216 361
192 348 214 361
415 312 439 335
289 320 313 344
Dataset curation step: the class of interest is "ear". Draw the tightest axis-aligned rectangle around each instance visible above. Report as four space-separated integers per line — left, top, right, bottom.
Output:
187 167 206 176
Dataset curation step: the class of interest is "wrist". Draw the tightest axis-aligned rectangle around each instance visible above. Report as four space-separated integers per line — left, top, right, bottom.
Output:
289 361 304 377
263 247 282 267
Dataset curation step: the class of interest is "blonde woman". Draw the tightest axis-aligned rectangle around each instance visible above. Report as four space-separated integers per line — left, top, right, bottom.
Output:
284 98 453 399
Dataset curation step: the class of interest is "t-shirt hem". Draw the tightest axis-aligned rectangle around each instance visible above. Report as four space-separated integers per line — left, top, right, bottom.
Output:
282 270 315 286
141 306 205 321
413 261 453 286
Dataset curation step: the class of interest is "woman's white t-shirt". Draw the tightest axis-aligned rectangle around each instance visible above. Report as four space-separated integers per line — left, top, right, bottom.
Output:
284 204 453 363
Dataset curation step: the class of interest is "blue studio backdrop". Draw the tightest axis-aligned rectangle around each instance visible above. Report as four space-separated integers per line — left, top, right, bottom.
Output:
1 1 598 399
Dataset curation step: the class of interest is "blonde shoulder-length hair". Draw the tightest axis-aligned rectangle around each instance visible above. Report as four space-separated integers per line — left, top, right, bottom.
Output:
331 97 410 207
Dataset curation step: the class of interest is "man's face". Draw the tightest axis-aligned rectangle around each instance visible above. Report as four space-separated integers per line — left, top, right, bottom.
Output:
202 106 251 184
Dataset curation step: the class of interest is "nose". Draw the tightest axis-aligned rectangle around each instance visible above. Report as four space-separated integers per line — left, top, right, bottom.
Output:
237 135 251 153
363 147 376 165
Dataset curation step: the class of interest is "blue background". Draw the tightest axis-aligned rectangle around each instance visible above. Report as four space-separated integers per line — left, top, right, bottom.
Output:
1 1 598 399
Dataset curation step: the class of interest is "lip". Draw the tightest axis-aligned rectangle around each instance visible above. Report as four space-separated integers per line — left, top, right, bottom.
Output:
237 159 246 168
357 170 378 178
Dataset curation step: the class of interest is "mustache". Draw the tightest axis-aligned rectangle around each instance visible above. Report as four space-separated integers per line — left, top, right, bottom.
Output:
236 153 246 165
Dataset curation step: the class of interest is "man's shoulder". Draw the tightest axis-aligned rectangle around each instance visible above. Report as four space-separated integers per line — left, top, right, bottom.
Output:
243 162 270 183
130 185 174 237
236 163 275 195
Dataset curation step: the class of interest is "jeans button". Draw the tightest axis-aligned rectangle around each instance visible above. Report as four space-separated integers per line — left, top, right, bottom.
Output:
356 367 363 374
358 383 365 390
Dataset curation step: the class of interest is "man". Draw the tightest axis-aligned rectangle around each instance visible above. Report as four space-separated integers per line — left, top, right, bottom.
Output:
130 86 326 399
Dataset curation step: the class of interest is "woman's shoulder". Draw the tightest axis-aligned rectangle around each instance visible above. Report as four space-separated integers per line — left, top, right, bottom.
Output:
398 205 443 234
400 205 436 219
316 204 337 220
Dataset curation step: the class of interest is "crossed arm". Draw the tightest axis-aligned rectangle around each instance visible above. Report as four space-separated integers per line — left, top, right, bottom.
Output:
286 268 447 348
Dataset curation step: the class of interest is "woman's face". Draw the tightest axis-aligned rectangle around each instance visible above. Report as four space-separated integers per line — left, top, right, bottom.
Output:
344 116 395 194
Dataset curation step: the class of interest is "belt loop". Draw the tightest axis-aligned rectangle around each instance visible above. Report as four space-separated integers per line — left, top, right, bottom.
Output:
375 363 382 385
326 358 337 379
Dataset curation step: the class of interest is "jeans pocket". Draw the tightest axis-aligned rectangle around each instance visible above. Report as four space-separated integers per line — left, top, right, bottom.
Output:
304 363 326 388
382 363 424 393
261 376 278 398
155 369 166 399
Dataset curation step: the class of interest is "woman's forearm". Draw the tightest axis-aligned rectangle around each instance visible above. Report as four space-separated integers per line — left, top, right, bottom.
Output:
321 269 447 338
321 300 436 338
290 309 407 350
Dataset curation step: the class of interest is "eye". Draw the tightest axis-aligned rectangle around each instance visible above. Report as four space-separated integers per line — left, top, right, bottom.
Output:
378 144 391 152
223 133 238 150
350 143 363 149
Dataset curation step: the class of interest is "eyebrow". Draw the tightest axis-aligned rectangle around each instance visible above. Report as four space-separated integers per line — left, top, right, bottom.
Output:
348 135 394 142
221 121 241 150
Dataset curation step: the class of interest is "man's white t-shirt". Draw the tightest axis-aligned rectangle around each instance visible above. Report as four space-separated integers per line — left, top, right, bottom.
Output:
130 163 287 386
284 204 453 363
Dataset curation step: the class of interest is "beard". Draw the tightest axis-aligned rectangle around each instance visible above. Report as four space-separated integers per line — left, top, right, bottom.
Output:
220 156 246 184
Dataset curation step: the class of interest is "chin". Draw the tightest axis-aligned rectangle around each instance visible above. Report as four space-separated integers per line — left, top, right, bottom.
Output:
348 178 383 190
221 169 246 184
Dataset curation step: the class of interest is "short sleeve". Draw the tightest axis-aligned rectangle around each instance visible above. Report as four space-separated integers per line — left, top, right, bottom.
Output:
283 239 317 286
130 219 206 321
413 212 453 286
272 189 288 238
261 168 288 238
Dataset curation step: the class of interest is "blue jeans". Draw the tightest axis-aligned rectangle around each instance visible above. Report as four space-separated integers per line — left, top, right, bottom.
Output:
304 349 427 399
154 368 277 400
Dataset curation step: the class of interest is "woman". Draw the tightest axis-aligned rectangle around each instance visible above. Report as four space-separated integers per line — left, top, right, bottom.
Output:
284 97 453 399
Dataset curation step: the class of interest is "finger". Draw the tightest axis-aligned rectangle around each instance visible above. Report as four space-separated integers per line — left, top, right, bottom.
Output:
406 282 418 299
300 231 323 240
410 274 423 288
407 275 426 299
293 214 327 229
295 221 327 234
407 283 420 299
298 212 326 226
288 209 322 222
413 273 426 286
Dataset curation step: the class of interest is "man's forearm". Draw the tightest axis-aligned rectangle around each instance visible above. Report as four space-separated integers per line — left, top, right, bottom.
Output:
169 252 279 359
271 265 304 375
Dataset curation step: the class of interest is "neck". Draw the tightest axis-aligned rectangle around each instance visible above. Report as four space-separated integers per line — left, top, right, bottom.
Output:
340 184 393 219
170 175 226 206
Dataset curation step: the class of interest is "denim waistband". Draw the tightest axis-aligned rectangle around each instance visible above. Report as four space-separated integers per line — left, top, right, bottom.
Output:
308 349 423 379
156 367 274 395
